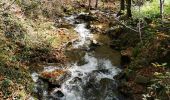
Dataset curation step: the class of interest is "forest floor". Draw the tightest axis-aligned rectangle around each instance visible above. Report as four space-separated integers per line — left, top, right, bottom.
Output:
0 0 78 99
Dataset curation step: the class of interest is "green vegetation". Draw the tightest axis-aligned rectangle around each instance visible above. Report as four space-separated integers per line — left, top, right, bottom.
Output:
132 0 170 19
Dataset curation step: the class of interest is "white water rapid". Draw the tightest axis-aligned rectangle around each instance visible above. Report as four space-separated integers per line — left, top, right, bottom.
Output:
31 13 121 100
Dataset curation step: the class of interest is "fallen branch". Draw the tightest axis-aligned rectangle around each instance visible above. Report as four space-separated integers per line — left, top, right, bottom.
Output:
115 18 139 33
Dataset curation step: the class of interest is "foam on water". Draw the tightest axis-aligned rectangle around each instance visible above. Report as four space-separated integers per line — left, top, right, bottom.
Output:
60 53 121 100
60 14 121 99
73 23 92 48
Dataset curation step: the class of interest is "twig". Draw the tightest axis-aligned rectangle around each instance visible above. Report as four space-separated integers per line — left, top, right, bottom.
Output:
0 0 16 13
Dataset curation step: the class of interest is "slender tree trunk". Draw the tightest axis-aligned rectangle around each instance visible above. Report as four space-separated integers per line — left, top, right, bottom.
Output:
160 0 164 20
138 6 143 43
89 0 91 10
95 0 99 8
121 0 125 10
117 0 125 16
126 0 132 18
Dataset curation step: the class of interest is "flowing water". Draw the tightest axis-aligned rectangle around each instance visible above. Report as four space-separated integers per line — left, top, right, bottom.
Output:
31 13 122 100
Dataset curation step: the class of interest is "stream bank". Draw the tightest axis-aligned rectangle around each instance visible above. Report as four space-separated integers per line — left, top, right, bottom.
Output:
87 10 170 100
70 10 170 100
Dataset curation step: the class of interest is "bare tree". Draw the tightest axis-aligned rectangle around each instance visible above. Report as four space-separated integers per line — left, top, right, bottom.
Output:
117 0 125 16
126 0 132 18
160 0 165 20
95 0 99 8
120 0 125 11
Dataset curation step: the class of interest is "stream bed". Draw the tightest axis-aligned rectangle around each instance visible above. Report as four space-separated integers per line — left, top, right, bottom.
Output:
31 13 123 100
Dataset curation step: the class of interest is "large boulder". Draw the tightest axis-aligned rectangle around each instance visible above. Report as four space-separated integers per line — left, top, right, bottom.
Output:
76 14 96 22
89 39 102 51
39 69 71 86
121 47 133 66
105 26 123 39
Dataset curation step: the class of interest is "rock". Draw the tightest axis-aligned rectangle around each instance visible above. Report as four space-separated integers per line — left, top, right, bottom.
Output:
121 47 133 57
69 77 82 84
114 72 127 80
135 75 150 84
74 20 80 24
117 82 133 97
110 40 122 50
92 69 110 75
91 39 101 46
121 47 133 66
105 26 123 39
51 90 64 98
89 39 101 51
121 55 131 66
110 44 121 51
83 78 119 100
39 69 71 86
99 78 117 89
76 14 96 22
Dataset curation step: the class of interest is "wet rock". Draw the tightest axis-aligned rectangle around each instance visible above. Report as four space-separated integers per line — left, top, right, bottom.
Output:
121 55 131 66
105 26 123 39
121 47 133 57
114 72 127 80
40 69 71 86
83 78 118 100
34 79 49 99
121 47 133 66
100 78 117 89
65 49 86 64
69 77 82 84
92 69 110 75
91 40 101 46
89 39 101 51
51 90 64 98
135 75 150 84
117 82 133 97
110 44 121 51
74 20 80 24
76 14 96 22
110 40 122 50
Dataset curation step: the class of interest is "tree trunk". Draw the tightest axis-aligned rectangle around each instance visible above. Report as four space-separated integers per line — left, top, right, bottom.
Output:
121 0 125 10
160 0 164 20
126 0 132 18
95 0 99 8
117 0 125 16
89 0 91 10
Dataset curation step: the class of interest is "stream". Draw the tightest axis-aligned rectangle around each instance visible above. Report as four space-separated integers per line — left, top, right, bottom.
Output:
31 13 123 100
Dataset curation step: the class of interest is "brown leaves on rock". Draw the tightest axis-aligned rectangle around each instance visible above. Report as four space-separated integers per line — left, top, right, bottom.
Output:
41 69 66 79
40 69 71 85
